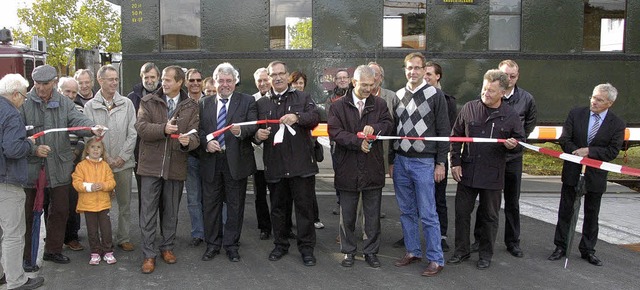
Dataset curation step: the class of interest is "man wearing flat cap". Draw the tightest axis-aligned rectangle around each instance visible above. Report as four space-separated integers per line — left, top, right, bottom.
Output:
20 65 104 267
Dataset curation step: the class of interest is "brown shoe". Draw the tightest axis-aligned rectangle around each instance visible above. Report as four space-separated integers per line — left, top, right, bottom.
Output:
421 261 444 277
141 258 155 274
118 242 135 251
65 240 84 251
394 253 421 267
161 250 177 264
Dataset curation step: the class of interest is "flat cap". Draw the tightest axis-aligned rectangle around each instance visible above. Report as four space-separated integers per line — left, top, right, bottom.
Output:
32 65 58 82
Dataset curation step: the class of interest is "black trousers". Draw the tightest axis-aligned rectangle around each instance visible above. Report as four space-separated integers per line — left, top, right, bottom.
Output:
63 185 81 243
473 158 522 248
203 153 247 252
553 184 603 255
339 188 382 255
254 170 271 232
24 185 69 260
454 183 501 261
269 176 316 255
434 162 449 237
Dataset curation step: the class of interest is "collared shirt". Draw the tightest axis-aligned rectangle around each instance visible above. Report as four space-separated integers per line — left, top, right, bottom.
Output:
504 88 515 99
216 94 241 137
352 91 368 109
588 109 608 140
405 79 428 94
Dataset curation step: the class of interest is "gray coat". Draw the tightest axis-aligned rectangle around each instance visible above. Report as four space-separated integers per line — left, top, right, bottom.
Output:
21 89 95 188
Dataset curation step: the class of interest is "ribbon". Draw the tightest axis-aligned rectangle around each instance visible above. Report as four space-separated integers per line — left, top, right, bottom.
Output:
170 129 198 139
30 126 108 139
358 133 640 177
204 120 291 145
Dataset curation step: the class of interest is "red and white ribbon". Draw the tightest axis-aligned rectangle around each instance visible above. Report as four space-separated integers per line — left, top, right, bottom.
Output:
29 126 108 139
358 133 640 177
170 129 198 139
204 119 294 145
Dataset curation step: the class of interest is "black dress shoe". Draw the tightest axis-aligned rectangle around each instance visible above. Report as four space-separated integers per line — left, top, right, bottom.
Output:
507 245 524 258
476 259 491 270
22 260 39 272
268 248 288 261
548 247 566 261
470 241 479 253
189 238 203 247
259 231 271 240
447 253 471 264
392 238 405 248
201 248 220 261
441 239 450 252
364 254 381 268
581 253 603 266
0 273 6 285
43 253 70 264
12 277 44 290
227 250 240 262
302 254 316 266
341 253 355 267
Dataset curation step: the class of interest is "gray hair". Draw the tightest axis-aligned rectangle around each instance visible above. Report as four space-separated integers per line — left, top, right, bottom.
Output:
367 62 385 78
0 74 29 96
74 69 94 82
593 83 617 102
140 62 160 78
213 62 240 84
353 65 376 81
483 69 509 90
57 77 78 91
253 67 268 81
96 64 118 79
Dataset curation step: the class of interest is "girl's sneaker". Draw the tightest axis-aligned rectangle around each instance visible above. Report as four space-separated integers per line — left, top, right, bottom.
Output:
89 253 101 265
104 252 117 264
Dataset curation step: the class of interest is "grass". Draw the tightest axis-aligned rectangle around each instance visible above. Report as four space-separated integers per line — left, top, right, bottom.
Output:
523 142 640 180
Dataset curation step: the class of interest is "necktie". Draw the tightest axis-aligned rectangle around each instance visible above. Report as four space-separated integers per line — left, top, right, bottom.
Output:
217 98 228 148
167 98 175 117
587 113 601 145
357 100 364 117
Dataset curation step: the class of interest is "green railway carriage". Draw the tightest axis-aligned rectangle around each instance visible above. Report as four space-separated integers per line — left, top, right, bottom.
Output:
113 0 639 127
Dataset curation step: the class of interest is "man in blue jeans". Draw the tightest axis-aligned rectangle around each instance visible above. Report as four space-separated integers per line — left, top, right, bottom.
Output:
389 52 450 277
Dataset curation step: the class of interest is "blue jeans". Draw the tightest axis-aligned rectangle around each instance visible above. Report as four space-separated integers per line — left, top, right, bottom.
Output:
186 155 204 239
393 155 444 265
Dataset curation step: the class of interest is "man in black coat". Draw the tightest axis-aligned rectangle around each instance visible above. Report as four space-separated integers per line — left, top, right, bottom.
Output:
328 65 393 268
548 83 625 266
199 63 257 263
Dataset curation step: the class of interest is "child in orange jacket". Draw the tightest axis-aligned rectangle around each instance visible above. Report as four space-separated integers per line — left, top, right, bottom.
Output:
72 137 117 265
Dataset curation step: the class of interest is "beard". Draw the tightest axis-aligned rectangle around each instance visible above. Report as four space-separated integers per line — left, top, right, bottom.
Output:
143 81 159 92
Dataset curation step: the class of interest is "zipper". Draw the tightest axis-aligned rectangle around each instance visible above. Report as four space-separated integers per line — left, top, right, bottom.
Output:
490 122 495 139
160 137 169 178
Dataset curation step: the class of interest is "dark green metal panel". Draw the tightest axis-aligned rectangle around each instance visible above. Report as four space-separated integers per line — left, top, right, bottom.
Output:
521 0 582 53
313 1 381 52
627 0 640 54
122 1 160 53
203 0 269 52
427 0 488 52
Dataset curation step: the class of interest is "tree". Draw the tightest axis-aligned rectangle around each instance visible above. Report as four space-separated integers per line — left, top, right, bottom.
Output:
14 0 121 72
288 18 312 49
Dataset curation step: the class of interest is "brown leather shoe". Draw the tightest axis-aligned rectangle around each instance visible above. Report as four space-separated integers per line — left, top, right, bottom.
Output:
421 261 444 277
65 240 84 251
161 250 177 264
141 258 155 274
394 253 421 267
118 242 135 251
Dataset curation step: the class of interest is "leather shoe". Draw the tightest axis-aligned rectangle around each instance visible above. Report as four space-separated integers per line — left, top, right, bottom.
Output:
227 250 240 262
189 238 203 247
441 239 450 252
507 245 524 258
302 254 316 266
548 247 566 261
476 258 491 270
118 242 135 251
447 253 471 264
260 231 270 240
470 241 479 253
202 248 220 261
364 254 381 268
65 240 84 251
422 262 444 277
268 248 288 261
0 274 5 285
22 260 39 273
43 252 70 264
581 253 603 266
11 277 44 290
141 258 155 274
161 250 176 264
394 253 421 267
341 253 355 267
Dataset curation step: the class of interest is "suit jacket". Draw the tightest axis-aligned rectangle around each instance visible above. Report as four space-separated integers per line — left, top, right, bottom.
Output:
559 106 625 192
199 92 257 181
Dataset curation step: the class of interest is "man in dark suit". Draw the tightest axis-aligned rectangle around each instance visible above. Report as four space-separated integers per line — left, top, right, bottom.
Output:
199 63 257 262
548 83 625 266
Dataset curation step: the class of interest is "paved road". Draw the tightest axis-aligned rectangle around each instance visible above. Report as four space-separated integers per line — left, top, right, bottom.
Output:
17 170 640 290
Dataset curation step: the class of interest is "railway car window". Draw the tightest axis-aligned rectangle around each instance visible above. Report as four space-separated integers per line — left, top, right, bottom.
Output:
383 0 426 49
584 0 625 52
160 0 201 50
489 0 521 51
270 0 312 50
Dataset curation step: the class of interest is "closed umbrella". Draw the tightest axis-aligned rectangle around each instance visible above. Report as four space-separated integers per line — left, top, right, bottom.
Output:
31 163 46 266
564 164 587 268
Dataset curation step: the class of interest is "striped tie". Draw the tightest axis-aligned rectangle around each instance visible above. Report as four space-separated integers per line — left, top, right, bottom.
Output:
217 98 228 148
167 98 175 118
587 113 601 145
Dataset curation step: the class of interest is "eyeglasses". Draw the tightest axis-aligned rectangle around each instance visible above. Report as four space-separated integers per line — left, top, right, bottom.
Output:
269 72 287 79
18 91 27 100
188 79 202 83
336 77 350 81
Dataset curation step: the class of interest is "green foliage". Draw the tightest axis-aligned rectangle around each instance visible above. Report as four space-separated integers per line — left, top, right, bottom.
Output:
288 18 312 49
14 0 121 71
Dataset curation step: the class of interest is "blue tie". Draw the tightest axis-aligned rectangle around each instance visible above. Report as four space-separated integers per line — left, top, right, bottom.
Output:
217 98 228 148
587 113 601 145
